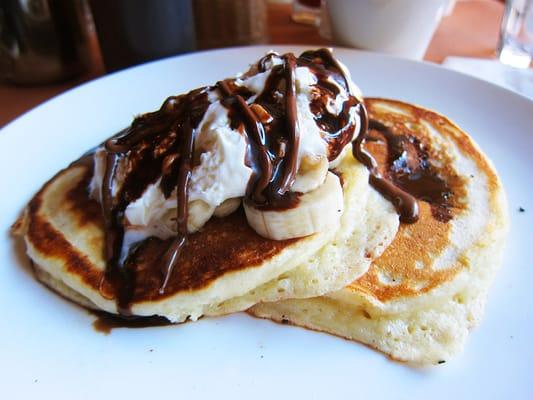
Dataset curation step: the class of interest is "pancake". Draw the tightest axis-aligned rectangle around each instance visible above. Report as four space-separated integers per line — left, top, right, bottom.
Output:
12 152 398 322
249 98 509 365
203 151 398 316
13 49 404 323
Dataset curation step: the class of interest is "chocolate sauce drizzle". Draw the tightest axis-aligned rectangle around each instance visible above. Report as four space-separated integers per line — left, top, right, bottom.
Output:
352 111 420 223
236 53 301 206
216 80 272 203
159 117 194 294
353 116 454 224
278 53 300 195
297 50 421 224
97 49 363 314
299 48 360 160
99 90 210 313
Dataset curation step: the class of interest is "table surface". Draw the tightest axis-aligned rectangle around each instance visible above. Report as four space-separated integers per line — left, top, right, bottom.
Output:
0 0 504 128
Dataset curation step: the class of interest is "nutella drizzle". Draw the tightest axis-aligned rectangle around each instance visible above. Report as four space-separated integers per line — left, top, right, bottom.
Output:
278 53 300 195
159 117 194 294
353 115 454 224
99 90 210 312
96 49 364 314
299 48 360 160
216 79 272 203
366 118 453 223
299 51 420 224
352 111 420 223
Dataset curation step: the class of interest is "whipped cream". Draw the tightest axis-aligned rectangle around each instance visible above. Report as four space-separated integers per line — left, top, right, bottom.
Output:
90 99 254 257
89 49 363 258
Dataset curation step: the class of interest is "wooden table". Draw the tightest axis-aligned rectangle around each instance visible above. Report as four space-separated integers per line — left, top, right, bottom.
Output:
0 0 504 128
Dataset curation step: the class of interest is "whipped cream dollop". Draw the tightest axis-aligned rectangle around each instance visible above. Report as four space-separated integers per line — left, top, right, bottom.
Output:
89 49 364 263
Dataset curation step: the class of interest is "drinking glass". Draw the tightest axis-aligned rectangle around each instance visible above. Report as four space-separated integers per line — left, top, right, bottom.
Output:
498 0 533 68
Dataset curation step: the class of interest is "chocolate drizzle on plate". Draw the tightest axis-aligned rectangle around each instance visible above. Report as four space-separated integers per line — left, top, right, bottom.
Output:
91 311 170 335
96 49 364 314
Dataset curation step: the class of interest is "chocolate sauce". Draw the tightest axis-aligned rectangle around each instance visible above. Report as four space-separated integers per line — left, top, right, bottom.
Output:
99 89 210 312
91 311 170 334
297 51 422 224
353 117 453 223
257 52 279 73
219 53 305 208
278 53 300 195
159 117 194 294
299 49 360 160
96 49 364 314
217 79 272 203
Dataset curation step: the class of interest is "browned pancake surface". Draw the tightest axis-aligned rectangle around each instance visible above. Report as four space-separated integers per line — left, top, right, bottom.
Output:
347 98 499 302
25 160 301 304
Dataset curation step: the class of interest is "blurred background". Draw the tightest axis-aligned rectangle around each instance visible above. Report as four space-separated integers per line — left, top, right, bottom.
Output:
0 0 530 127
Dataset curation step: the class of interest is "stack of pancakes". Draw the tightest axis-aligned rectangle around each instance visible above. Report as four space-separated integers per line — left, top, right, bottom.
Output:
250 98 508 364
12 95 507 365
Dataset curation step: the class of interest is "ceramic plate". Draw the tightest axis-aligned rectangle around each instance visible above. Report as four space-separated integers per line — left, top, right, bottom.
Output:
1 46 531 399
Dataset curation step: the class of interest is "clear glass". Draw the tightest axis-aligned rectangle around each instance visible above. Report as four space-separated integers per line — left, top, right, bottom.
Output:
498 0 533 68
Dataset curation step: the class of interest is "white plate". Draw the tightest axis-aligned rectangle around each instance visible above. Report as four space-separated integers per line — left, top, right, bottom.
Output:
1 46 531 399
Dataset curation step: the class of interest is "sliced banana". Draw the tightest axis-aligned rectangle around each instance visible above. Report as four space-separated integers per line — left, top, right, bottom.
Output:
291 155 328 193
244 171 344 240
214 197 242 217
187 200 215 232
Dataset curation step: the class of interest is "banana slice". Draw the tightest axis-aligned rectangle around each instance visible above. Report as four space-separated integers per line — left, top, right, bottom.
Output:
291 155 328 193
160 198 236 236
244 171 343 240
214 197 241 217
187 200 215 232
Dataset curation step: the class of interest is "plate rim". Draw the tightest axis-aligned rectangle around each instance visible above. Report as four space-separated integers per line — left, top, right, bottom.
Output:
1 44 531 398
1 44 531 136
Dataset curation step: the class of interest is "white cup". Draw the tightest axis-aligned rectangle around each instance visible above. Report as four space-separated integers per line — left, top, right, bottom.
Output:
324 0 454 60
